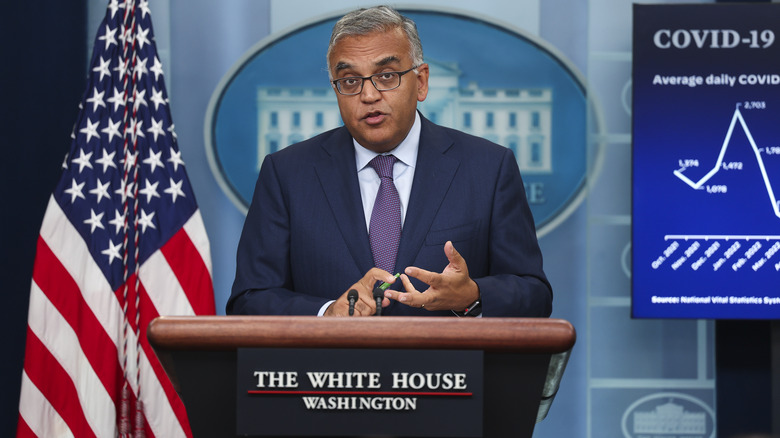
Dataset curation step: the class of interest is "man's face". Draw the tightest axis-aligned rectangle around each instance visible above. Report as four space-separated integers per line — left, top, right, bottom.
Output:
328 28 429 153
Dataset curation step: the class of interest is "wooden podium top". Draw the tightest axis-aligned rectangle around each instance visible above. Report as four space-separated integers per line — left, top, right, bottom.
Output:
148 316 575 354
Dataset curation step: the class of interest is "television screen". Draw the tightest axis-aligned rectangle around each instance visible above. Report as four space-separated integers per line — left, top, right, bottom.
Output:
632 3 780 319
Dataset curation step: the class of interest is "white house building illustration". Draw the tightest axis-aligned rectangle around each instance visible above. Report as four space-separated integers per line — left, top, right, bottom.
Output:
255 60 553 173
633 400 707 434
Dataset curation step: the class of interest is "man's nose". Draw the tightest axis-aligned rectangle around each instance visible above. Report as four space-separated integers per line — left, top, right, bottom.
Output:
360 78 382 102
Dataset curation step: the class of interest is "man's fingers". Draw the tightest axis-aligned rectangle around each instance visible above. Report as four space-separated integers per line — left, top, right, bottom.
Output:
444 241 467 271
390 292 426 309
406 243 465 285
359 268 397 290
404 266 439 286
384 274 428 309
331 269 399 317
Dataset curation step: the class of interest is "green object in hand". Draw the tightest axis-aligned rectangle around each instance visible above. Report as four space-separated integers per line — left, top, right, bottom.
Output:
379 273 401 291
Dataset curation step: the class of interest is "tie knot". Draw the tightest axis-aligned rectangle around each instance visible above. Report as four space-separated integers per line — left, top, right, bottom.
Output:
369 154 397 180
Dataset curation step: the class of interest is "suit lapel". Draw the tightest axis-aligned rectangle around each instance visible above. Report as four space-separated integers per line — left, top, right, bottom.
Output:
395 119 459 272
314 128 375 274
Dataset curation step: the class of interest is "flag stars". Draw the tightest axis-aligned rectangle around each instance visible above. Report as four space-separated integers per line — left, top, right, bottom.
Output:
150 88 166 111
109 209 126 234
139 0 151 18
115 179 135 204
86 87 106 112
134 57 148 81
93 56 112 81
132 89 147 112
168 148 185 171
89 179 112 204
101 239 123 264
107 0 120 18
139 178 160 203
98 24 117 50
164 178 186 203
121 151 139 169
71 149 94 173
96 149 117 172
107 87 126 111
83 209 106 233
127 119 145 143
64 179 86 203
101 119 123 143
147 118 165 142
114 58 129 81
143 149 165 172
137 209 156 233
135 27 151 49
118 24 132 47
150 57 164 81
79 119 101 143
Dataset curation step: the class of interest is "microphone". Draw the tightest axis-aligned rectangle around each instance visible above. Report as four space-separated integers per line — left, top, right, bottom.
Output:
372 286 384 316
347 289 358 316
371 274 398 316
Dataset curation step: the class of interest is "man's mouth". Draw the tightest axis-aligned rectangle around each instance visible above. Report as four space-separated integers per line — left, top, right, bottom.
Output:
363 111 386 125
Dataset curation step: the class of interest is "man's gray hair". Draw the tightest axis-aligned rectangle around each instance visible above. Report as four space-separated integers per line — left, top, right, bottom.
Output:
327 6 424 77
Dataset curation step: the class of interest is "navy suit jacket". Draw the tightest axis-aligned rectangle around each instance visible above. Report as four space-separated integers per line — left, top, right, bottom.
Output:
228 115 552 317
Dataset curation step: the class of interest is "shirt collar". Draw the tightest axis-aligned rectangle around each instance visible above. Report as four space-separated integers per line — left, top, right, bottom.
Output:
354 111 420 171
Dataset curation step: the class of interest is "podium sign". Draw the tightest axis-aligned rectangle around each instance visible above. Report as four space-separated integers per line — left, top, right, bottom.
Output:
237 348 483 437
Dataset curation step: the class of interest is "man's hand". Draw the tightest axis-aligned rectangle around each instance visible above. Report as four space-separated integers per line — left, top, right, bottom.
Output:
323 268 396 316
384 241 479 311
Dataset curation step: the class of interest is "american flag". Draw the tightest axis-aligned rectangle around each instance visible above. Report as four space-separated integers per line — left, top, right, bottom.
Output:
17 1 215 437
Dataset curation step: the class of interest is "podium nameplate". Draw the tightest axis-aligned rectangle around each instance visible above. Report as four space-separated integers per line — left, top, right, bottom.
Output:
237 348 484 437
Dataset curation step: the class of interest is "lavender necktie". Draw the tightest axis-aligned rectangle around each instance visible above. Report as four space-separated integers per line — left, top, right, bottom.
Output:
368 155 401 273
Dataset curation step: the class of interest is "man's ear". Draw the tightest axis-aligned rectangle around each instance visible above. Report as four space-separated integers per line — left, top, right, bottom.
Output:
416 63 430 102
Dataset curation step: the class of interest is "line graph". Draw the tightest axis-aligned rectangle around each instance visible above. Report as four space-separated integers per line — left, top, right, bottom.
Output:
673 104 780 218
642 102 780 273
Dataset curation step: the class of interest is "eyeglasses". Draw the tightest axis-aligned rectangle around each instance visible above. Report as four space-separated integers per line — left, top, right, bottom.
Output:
331 66 419 96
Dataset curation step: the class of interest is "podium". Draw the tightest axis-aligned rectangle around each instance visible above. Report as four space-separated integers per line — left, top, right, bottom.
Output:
148 316 575 438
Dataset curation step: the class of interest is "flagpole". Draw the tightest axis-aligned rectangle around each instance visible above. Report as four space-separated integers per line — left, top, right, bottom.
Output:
118 0 142 435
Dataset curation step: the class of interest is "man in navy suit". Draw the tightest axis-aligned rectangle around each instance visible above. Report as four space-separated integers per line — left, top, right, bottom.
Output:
228 6 552 317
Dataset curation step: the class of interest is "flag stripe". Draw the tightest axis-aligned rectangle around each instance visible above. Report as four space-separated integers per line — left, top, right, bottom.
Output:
39 197 124 349
183 211 213 277
159 226 215 315
27 283 115 436
32 237 122 404
21 327 98 438
18 371 75 438
137 336 189 438
141 248 195 316
133 257 193 437
15 414 37 438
